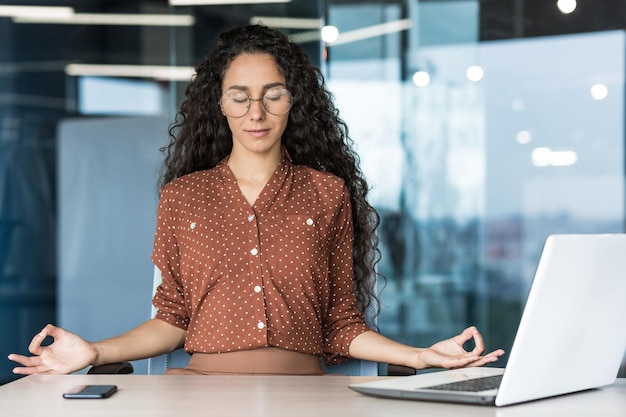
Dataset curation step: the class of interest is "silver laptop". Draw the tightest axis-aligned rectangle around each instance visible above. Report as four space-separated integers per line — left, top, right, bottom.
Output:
349 234 626 406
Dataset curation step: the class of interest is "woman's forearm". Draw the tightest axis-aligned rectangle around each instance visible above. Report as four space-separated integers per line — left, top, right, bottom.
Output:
91 318 186 366
348 330 425 369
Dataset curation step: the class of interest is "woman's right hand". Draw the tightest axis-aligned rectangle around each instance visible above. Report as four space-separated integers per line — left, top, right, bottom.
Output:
8 324 97 375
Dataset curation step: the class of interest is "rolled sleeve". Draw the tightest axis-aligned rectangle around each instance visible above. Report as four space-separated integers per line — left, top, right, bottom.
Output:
151 189 189 330
322 186 373 364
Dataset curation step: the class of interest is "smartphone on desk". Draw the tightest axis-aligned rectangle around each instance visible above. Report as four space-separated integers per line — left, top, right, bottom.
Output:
63 384 118 399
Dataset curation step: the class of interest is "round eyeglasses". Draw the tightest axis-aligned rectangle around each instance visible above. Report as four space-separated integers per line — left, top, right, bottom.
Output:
219 88 294 118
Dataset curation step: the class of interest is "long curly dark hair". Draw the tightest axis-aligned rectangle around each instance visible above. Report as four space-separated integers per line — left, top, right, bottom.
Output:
160 24 381 320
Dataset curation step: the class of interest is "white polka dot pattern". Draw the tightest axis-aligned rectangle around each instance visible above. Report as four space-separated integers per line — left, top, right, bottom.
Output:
151 152 371 364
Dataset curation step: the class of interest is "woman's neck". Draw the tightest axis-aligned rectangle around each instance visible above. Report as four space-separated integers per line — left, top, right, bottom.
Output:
228 148 281 182
227 147 282 206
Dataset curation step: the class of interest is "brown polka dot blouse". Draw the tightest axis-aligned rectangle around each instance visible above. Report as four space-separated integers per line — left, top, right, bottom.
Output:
151 152 372 365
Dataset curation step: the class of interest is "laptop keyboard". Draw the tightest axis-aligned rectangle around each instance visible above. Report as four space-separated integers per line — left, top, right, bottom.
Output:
423 374 503 392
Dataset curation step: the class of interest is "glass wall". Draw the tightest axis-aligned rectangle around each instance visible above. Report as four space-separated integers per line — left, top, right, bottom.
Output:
326 0 486 356
325 1 625 375
1 0 624 383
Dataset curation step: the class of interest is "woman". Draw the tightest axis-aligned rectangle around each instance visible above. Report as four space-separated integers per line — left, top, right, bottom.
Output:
9 25 503 375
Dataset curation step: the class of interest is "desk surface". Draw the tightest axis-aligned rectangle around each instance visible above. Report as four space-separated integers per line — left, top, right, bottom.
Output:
1 375 625 417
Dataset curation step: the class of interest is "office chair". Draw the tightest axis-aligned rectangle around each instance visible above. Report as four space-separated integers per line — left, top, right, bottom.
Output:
89 266 401 376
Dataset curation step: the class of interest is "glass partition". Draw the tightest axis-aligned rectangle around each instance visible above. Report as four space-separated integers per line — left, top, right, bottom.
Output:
325 0 625 374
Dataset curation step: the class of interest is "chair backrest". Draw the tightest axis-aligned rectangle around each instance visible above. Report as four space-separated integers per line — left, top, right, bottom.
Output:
147 266 378 376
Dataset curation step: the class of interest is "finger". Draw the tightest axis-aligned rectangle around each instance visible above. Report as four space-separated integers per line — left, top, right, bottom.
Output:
443 356 481 369
451 326 478 350
465 349 505 368
27 331 49 356
476 348 505 360
487 349 505 358
464 356 498 368
468 327 486 355
11 364 49 376
7 353 43 368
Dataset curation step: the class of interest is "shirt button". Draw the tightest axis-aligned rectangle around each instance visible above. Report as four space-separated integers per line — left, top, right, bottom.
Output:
254 285 262 293
190 222 197 229
250 248 258 256
306 218 313 226
257 322 265 329
247 214 255 222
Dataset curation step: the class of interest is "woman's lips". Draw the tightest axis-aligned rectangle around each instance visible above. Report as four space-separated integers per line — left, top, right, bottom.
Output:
247 129 269 138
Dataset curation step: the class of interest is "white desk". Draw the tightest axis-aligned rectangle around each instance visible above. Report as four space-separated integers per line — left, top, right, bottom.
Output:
1 375 625 417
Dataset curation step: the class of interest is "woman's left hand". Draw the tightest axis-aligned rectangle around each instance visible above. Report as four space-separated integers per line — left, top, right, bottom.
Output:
420 326 505 369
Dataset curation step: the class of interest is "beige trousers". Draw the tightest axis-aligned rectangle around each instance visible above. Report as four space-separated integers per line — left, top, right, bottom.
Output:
165 347 325 375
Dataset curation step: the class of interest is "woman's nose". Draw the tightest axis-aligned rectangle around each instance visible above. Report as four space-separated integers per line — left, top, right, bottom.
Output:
247 98 266 120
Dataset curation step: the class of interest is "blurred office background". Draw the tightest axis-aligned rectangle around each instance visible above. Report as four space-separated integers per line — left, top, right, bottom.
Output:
1 0 625 383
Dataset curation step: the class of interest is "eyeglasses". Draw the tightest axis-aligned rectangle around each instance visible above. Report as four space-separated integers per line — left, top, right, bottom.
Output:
219 88 294 118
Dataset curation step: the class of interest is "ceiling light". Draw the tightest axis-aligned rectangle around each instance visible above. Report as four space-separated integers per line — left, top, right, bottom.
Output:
249 16 321 29
590 84 608 100
170 0 291 5
516 130 532 145
320 26 339 43
556 0 577 14
288 30 321 44
466 65 484 82
13 13 195 26
65 64 195 82
531 147 578 167
412 71 430 87
325 19 411 46
0 5 74 18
